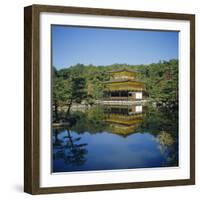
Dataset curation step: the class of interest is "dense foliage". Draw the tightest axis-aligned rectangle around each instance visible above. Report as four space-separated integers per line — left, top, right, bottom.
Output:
138 59 178 108
53 59 178 122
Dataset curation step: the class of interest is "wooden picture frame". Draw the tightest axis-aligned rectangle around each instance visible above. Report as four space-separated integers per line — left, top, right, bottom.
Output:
24 4 195 194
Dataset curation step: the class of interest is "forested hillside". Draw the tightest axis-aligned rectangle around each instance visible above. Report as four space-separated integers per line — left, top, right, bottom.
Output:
53 59 178 121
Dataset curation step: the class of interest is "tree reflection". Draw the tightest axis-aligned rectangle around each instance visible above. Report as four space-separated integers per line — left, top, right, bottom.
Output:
69 107 108 134
53 127 88 167
155 131 178 166
136 105 178 166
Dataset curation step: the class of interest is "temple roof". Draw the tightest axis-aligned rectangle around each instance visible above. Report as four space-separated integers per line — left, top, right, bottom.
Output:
108 68 138 74
103 79 145 84
103 80 145 91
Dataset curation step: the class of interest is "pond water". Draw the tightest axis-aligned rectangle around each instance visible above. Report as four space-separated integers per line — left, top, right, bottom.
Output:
52 104 178 172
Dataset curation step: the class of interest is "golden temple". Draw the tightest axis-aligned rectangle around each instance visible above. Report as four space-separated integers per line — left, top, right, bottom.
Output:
103 69 145 101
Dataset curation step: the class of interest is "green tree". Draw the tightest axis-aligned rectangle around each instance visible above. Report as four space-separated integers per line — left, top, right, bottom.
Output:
66 77 87 115
53 77 68 122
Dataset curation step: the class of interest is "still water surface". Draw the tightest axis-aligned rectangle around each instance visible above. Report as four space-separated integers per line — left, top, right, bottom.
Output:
52 104 178 172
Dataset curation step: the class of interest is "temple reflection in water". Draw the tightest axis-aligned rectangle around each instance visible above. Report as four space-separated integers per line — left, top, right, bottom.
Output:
103 104 145 137
52 103 178 172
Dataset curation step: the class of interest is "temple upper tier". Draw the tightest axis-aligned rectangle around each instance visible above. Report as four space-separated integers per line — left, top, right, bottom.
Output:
103 68 145 101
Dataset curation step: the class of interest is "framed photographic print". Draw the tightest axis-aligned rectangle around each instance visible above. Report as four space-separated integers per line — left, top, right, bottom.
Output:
24 4 195 194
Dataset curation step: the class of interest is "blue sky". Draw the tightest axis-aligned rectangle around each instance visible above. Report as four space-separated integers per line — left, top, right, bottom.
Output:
52 25 178 70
